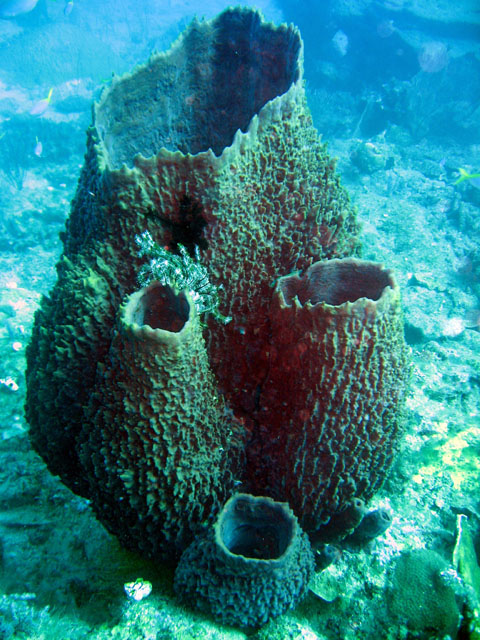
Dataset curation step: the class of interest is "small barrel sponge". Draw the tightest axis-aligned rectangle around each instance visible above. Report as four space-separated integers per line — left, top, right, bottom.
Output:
247 258 410 533
25 6 360 500
79 282 245 561
174 493 315 628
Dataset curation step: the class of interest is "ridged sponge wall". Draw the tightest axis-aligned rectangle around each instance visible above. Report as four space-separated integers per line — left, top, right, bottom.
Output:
80 283 244 558
25 8 360 503
174 494 315 628
247 259 410 531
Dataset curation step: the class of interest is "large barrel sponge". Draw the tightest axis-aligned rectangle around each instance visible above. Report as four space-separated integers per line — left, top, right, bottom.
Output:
79 282 244 561
247 258 410 532
174 493 315 628
25 6 360 499
23 6 409 566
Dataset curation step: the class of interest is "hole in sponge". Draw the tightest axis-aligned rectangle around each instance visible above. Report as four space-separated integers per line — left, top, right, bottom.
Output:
220 495 294 560
132 284 190 332
280 259 394 307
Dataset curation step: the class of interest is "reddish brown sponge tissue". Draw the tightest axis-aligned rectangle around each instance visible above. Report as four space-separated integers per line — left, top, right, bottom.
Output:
25 7 408 562
246 259 410 532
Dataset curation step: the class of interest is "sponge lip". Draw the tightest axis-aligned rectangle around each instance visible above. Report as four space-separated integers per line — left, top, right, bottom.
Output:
275 257 398 314
214 493 299 569
119 281 197 341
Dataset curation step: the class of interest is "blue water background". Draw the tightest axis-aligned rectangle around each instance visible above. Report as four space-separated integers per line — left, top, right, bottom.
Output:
0 1 479 638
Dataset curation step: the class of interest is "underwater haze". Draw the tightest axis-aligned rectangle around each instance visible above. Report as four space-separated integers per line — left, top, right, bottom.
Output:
0 0 480 639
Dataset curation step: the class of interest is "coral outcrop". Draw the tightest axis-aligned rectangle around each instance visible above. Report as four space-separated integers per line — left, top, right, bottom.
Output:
25 5 408 572
174 494 315 628
388 550 461 638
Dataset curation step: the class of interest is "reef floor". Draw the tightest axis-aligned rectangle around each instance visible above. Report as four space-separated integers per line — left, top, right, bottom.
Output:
0 90 479 640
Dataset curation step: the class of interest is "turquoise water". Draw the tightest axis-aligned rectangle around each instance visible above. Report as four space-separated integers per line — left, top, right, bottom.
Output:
0 1 479 638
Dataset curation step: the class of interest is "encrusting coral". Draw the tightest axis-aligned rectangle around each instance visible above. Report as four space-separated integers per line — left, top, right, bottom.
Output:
25 6 409 619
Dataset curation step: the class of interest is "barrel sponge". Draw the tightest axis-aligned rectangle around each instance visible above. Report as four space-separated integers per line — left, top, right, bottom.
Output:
79 282 245 561
174 493 315 628
25 5 360 497
247 258 410 532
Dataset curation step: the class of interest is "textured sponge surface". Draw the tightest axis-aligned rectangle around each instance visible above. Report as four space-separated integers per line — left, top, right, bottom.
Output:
174 494 315 628
79 284 244 560
248 259 410 530
24 7 406 566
